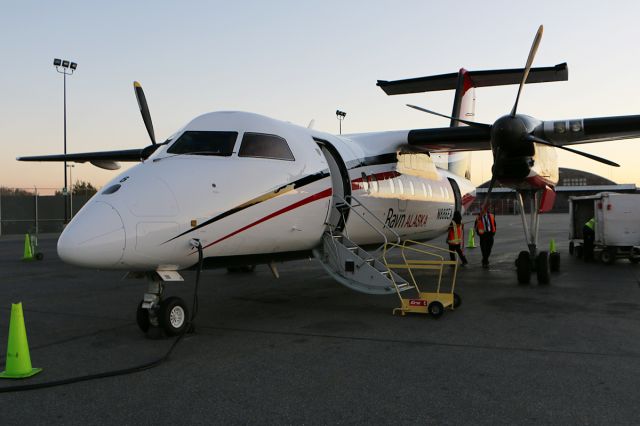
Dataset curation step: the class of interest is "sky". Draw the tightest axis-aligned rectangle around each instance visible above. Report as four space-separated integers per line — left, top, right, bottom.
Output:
2 0 640 191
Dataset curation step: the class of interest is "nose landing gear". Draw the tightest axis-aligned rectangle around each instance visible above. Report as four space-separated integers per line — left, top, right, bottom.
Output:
135 277 190 337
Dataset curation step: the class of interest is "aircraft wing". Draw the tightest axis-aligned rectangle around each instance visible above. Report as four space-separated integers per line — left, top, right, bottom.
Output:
407 126 492 152
17 149 145 170
539 115 640 146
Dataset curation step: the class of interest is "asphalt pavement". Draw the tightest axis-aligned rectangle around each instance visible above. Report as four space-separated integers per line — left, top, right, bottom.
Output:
1 214 639 425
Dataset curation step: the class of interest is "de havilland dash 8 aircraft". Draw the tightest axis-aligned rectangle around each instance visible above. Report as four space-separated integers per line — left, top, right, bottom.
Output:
19 26 640 335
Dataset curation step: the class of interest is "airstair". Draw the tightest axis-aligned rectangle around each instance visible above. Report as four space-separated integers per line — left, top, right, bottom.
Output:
313 194 414 295
313 194 461 317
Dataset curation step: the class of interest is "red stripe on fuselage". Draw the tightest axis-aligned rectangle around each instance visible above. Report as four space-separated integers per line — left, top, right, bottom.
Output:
197 188 333 252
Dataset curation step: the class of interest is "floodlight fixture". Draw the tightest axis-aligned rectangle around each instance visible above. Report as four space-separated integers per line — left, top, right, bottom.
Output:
53 58 62 66
62 60 70 68
336 110 346 118
70 62 77 70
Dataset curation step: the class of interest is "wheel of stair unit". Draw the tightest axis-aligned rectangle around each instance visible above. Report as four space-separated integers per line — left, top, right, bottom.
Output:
453 293 462 309
428 301 444 319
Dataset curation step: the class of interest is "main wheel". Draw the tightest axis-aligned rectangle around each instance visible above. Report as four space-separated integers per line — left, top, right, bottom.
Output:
159 297 189 336
428 301 444 319
600 247 616 265
536 251 551 285
136 301 150 333
549 252 561 272
453 293 462 309
516 251 531 285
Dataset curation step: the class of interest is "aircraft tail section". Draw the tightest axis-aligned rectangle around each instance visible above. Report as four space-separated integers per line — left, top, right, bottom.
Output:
447 69 475 180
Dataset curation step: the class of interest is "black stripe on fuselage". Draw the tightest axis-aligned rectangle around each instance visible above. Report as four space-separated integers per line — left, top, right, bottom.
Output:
162 170 331 244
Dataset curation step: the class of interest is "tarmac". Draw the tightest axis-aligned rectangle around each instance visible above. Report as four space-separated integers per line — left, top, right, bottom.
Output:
1 213 640 425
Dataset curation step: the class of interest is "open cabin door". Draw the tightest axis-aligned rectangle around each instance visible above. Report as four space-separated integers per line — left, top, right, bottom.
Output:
315 138 351 231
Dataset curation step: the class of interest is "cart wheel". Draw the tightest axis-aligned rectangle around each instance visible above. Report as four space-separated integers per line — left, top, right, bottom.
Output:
428 301 444 319
575 245 583 259
536 251 551 285
453 293 462 309
549 252 560 272
600 247 616 265
516 251 531 285
569 241 574 255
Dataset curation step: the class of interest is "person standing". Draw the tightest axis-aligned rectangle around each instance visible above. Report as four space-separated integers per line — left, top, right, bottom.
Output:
447 210 468 266
475 206 497 268
583 217 595 262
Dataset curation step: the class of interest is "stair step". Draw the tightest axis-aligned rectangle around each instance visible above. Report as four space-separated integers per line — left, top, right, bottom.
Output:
396 283 414 291
347 246 358 252
364 258 375 265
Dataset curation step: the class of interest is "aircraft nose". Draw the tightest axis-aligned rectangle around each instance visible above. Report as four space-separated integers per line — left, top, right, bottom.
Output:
57 201 126 268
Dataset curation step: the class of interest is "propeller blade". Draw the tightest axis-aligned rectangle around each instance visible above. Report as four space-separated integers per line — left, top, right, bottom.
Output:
526 135 620 167
510 25 544 116
133 81 156 145
406 104 492 129
482 146 501 210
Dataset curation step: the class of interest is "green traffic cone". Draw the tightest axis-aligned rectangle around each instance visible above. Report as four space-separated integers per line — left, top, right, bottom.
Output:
21 234 34 261
466 228 476 248
550 239 557 253
0 303 42 379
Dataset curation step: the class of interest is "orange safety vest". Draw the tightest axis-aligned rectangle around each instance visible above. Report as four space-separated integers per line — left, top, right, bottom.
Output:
447 223 463 245
475 213 496 235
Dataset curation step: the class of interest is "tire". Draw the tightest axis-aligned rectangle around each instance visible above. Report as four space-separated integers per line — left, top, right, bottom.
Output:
240 265 256 272
228 265 256 273
136 301 150 333
536 251 551 285
428 301 444 319
159 297 189 336
601 247 616 265
516 251 531 284
453 293 462 309
569 241 574 256
575 245 583 259
549 252 561 272
35 252 44 261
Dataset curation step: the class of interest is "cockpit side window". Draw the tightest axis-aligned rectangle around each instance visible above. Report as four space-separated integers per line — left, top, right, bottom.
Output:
167 131 238 156
238 133 295 161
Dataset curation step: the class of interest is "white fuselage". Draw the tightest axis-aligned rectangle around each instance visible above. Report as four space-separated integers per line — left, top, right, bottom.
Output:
57 112 476 271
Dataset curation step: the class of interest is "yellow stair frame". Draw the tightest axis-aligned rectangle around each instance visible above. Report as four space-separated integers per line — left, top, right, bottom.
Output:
383 240 460 317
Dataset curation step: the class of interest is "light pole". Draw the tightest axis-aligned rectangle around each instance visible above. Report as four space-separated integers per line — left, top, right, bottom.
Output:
336 110 346 135
66 164 75 218
53 58 77 224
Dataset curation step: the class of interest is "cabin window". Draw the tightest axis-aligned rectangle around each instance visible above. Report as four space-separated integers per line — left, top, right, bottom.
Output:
389 179 395 194
239 133 295 161
397 179 404 194
409 180 415 196
421 183 427 198
167 131 238 156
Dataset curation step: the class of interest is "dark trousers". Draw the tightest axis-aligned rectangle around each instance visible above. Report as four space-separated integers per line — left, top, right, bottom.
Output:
479 233 495 265
583 226 595 261
449 244 467 264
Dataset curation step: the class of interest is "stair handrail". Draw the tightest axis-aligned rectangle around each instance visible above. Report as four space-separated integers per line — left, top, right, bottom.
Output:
333 194 401 251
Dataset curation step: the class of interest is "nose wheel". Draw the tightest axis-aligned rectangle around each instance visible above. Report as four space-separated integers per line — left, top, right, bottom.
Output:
135 277 191 337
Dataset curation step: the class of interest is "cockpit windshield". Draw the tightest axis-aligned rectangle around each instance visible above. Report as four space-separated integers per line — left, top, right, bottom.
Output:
167 131 238 156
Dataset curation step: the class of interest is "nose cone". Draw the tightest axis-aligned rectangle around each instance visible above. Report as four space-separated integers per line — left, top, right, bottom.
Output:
58 201 126 268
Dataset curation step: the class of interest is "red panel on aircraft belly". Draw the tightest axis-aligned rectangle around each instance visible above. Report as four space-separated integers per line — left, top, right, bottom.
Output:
538 186 556 213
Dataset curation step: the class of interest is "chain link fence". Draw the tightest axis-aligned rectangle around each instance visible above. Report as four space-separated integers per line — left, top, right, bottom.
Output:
0 188 95 236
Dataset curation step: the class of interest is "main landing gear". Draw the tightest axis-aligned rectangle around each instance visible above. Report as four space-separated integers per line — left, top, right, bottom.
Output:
514 189 561 285
135 273 190 337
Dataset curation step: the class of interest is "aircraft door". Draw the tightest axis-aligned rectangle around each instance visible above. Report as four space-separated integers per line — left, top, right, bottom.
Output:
316 139 351 231
448 177 462 212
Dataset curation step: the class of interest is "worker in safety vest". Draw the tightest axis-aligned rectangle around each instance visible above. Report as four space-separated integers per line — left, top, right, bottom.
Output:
475 206 497 268
583 217 595 262
447 210 468 265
